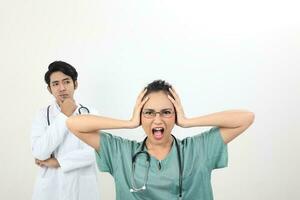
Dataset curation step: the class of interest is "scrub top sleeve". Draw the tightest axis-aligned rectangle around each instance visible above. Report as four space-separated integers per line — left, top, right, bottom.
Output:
94 132 125 175
202 127 228 170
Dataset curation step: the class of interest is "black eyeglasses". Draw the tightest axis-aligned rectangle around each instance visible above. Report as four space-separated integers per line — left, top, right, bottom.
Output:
142 109 175 118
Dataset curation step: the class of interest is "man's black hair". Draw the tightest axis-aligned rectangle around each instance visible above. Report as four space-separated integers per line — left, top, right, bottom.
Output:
44 61 78 86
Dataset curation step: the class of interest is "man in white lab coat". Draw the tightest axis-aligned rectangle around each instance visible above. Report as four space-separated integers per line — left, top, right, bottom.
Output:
31 61 100 200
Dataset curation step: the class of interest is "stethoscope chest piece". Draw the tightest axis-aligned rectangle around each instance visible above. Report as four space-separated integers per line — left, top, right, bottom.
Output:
78 104 90 114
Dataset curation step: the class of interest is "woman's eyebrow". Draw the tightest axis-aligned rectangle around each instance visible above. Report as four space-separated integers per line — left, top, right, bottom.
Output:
143 108 173 111
161 108 173 110
142 108 155 111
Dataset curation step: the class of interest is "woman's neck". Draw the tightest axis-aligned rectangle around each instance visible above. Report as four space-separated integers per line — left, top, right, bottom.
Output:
146 135 173 160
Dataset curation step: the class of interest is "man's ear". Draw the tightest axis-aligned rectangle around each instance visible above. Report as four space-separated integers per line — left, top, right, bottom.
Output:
74 81 78 90
47 86 52 94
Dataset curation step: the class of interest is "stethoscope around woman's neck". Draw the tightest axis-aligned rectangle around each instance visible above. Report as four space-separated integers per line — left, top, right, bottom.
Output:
130 135 183 199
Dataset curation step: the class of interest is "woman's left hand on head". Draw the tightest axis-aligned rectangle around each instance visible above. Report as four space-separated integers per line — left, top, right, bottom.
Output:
168 87 189 128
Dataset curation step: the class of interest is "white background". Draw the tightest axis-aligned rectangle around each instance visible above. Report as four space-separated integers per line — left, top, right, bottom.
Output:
0 0 299 199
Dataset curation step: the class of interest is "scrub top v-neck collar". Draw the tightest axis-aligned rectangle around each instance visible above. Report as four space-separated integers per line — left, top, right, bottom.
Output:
143 139 177 173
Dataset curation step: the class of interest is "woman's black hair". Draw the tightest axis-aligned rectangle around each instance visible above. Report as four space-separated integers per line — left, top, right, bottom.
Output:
44 61 78 86
143 79 175 100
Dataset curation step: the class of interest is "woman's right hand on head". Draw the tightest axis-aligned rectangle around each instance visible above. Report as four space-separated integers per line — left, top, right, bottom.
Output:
129 89 149 128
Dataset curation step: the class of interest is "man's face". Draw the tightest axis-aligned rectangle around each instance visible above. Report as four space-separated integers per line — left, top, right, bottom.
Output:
48 71 77 102
141 91 176 146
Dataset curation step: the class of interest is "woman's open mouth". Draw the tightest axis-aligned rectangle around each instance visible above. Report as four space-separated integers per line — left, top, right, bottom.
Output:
152 127 164 140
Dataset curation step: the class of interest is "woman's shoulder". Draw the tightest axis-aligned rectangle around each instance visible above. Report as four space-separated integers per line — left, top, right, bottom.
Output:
180 127 221 145
100 131 142 149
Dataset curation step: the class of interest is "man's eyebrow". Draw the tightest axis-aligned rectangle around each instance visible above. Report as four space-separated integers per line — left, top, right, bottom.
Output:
51 78 71 84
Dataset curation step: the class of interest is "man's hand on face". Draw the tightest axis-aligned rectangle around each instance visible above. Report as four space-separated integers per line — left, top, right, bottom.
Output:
35 158 60 168
58 98 77 117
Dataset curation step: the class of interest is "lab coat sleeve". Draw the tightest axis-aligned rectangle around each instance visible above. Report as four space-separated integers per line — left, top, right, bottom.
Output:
31 110 68 160
56 107 99 173
56 141 95 173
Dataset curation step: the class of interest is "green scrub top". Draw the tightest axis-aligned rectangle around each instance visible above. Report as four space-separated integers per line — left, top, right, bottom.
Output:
95 127 228 200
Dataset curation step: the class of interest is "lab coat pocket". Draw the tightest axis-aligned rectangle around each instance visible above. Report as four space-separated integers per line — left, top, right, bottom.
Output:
78 175 99 200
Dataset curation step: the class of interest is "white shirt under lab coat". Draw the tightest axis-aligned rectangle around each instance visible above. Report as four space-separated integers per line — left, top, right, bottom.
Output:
31 101 100 200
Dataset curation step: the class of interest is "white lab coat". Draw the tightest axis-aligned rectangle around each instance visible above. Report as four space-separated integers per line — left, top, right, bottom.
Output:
31 101 100 200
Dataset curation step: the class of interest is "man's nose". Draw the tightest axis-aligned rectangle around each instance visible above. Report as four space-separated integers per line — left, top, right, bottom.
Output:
59 83 66 91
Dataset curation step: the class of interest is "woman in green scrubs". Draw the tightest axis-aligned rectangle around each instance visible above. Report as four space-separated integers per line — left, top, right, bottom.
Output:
67 80 255 200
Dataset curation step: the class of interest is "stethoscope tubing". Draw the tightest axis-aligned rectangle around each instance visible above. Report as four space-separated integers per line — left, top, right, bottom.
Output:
131 134 183 198
47 104 89 126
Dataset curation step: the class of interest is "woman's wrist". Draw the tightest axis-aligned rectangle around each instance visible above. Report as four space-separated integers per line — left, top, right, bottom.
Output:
177 117 191 128
126 119 139 129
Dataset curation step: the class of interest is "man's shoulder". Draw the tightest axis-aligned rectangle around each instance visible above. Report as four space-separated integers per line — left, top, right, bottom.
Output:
41 102 56 111
34 102 57 117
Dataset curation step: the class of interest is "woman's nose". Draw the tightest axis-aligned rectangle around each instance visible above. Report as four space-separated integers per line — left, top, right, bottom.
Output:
153 114 163 123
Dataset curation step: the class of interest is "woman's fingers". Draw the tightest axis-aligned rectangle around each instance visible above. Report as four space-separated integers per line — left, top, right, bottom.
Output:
135 89 148 111
168 95 176 106
169 87 180 102
167 94 179 117
137 89 147 103
169 88 180 106
140 96 149 108
169 87 185 116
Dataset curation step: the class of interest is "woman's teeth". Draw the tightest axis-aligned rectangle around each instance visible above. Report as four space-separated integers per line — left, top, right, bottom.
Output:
152 127 164 139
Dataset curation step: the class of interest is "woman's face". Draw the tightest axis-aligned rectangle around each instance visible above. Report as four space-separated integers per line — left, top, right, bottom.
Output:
141 91 176 145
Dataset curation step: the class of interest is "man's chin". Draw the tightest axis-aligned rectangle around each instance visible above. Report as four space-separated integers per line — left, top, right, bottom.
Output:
58 95 69 101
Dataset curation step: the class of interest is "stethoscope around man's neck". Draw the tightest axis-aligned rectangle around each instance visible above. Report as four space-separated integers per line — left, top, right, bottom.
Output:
130 134 183 199
46 104 89 126
45 103 90 175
